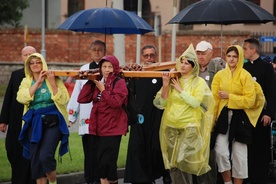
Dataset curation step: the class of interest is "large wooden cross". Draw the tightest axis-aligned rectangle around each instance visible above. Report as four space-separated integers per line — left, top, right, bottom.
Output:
53 61 180 79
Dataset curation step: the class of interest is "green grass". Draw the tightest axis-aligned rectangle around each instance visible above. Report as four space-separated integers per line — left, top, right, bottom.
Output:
0 138 11 182
0 84 7 97
0 132 129 182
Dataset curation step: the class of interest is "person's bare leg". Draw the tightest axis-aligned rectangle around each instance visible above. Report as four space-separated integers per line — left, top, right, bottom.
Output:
221 170 232 182
233 178 243 184
36 177 47 184
100 178 109 184
46 170 57 183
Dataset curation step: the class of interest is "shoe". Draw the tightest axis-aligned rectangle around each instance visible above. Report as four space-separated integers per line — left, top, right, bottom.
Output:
163 176 172 184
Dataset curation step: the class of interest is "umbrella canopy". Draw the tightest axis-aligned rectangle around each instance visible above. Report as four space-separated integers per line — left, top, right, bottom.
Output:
167 0 276 57
58 7 154 34
167 0 276 25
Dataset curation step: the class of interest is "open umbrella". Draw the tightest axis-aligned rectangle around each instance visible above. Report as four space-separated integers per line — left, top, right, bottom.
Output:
168 0 276 25
167 0 276 56
58 7 154 35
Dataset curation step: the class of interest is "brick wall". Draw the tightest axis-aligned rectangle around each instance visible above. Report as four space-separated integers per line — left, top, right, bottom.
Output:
0 62 83 85
0 28 251 63
0 28 251 85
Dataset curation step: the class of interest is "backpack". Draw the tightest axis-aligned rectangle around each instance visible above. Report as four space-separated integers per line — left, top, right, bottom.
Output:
113 77 144 125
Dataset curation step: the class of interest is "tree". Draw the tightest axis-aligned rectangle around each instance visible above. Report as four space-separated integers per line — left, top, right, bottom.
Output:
0 0 29 27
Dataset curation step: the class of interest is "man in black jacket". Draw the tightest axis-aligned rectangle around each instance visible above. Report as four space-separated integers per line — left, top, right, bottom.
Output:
243 38 276 184
124 45 171 184
0 46 36 184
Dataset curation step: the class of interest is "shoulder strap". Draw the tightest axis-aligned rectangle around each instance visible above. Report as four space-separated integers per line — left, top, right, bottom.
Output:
214 61 218 73
208 60 216 73
112 77 121 90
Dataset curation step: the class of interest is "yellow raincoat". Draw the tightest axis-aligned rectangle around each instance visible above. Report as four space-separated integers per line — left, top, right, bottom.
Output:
17 53 69 126
153 44 215 176
212 45 265 128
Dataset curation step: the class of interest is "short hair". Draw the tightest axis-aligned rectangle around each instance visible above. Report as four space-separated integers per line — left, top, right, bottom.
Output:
90 40 106 52
141 45 157 55
244 38 261 54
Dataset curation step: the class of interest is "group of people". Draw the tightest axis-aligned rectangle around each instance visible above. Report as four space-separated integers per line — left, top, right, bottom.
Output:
0 38 275 184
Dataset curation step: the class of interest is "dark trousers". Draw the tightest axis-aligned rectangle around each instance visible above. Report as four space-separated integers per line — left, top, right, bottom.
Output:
30 125 61 179
98 136 122 181
6 134 35 184
82 134 99 183
246 122 270 184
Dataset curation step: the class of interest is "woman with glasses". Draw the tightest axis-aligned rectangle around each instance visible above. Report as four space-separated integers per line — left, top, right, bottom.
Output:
17 53 69 184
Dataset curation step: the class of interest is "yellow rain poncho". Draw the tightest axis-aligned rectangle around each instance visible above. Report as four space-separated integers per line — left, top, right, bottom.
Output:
153 44 215 175
211 45 265 128
17 53 70 126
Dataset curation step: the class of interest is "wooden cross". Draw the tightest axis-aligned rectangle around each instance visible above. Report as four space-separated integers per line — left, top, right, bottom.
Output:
53 61 180 79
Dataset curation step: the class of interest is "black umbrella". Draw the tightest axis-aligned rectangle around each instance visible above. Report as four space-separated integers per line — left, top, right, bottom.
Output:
167 0 276 55
168 0 276 25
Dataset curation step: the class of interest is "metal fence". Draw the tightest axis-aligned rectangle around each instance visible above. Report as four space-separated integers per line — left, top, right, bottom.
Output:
251 32 276 59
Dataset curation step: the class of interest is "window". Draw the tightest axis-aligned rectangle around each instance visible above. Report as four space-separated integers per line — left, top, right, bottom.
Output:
179 0 199 30
124 0 153 28
274 0 276 17
67 0 84 17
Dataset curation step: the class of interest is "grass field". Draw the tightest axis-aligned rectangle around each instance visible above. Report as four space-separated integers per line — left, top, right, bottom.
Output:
0 84 6 107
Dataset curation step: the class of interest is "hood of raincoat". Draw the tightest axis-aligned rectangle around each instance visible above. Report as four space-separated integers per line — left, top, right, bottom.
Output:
98 55 120 77
176 43 199 77
24 53 48 79
224 45 244 81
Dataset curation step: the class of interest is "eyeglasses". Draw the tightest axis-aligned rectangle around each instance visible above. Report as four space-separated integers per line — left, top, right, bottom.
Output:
92 48 104 52
29 61 42 65
142 54 156 59
22 53 33 57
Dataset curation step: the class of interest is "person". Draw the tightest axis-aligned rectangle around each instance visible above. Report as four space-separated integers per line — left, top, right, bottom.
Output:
196 40 224 88
0 46 36 184
262 55 272 63
124 45 171 184
211 45 265 184
77 55 128 184
194 41 224 184
270 56 276 71
17 53 70 184
67 40 106 184
243 38 276 184
153 44 214 183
